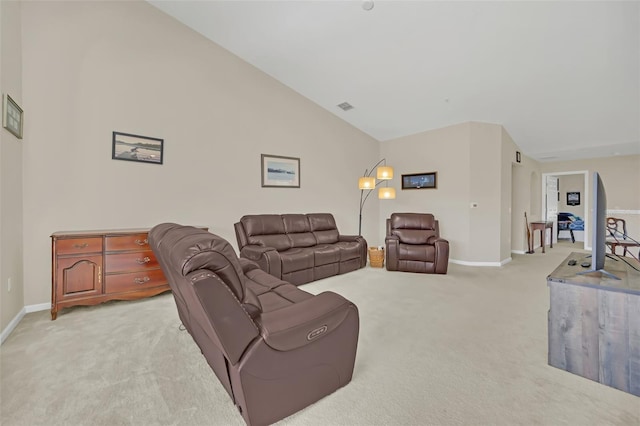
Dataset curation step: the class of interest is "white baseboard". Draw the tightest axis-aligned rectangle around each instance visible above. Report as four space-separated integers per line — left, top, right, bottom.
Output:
1 303 50 345
1 307 25 345
25 302 50 313
450 257 511 267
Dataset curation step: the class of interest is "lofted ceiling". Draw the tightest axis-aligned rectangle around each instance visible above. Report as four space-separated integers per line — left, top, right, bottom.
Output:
148 0 640 162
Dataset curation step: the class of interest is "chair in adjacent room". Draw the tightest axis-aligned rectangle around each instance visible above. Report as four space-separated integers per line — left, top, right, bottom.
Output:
149 223 359 426
385 212 449 274
606 217 640 258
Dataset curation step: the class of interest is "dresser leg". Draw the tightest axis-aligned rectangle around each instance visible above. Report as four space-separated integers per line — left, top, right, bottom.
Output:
51 309 57 320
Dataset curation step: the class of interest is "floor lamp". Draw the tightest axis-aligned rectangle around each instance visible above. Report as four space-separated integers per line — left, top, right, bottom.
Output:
358 159 395 235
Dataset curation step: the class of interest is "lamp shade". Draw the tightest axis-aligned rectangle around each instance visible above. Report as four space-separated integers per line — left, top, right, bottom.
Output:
358 176 376 189
377 166 394 180
378 187 396 199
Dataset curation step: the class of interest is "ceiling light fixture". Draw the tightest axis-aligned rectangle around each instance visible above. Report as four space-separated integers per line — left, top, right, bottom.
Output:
362 1 374 11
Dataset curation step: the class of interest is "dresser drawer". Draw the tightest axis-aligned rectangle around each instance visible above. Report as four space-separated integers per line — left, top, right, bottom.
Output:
55 237 102 255
105 234 150 251
105 268 167 293
105 250 159 272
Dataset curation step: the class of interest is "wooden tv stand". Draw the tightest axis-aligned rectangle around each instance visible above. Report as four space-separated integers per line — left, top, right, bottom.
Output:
51 228 173 320
547 252 640 396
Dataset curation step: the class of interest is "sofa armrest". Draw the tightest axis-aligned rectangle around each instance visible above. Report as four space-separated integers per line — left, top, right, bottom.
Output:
339 234 368 267
338 234 364 243
257 291 358 351
240 245 282 279
238 257 260 274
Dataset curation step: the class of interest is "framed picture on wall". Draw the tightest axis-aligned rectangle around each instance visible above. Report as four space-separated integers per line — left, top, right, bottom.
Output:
261 154 300 188
3 94 23 139
567 191 580 206
112 131 164 165
401 172 437 189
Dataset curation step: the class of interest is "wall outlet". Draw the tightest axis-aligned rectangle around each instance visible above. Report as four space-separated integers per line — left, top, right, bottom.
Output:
7 277 12 292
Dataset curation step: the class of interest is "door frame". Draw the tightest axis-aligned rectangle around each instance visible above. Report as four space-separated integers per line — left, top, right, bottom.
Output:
541 170 589 250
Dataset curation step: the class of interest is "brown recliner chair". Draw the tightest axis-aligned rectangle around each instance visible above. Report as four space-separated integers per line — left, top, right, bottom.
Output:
149 223 359 426
385 213 449 274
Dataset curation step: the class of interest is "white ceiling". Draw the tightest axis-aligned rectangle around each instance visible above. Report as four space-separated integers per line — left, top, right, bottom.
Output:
148 1 640 162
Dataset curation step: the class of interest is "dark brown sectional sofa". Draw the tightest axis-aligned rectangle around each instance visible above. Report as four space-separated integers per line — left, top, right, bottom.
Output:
149 223 359 426
234 213 367 285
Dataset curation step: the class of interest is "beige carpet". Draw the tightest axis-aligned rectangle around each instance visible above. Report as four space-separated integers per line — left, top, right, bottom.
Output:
1 241 638 425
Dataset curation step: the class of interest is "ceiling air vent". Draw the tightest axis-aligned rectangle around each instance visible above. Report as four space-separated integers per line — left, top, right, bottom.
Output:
337 102 354 111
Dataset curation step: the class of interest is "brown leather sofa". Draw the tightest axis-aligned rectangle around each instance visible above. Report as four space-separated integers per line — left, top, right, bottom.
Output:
385 213 449 274
234 213 367 285
149 223 359 426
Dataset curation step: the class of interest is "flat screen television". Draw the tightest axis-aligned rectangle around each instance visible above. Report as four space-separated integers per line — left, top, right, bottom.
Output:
579 171 619 280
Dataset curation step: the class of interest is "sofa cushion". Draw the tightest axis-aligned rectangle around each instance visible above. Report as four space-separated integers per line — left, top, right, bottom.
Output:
335 241 362 261
399 243 435 262
241 215 292 251
245 272 313 313
392 229 436 245
309 213 340 244
282 214 317 248
280 247 315 273
313 244 341 266
390 212 435 230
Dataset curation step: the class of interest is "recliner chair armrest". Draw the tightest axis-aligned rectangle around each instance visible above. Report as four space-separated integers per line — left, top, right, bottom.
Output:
257 291 357 351
429 237 449 274
426 236 447 245
385 235 400 270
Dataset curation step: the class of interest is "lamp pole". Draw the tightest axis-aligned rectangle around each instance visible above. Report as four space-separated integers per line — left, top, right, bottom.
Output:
358 159 387 236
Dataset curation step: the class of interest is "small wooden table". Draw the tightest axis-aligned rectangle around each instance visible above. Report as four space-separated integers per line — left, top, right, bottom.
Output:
529 221 553 253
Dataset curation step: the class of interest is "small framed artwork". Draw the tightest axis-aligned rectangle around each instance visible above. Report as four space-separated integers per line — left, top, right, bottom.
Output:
112 131 163 165
402 172 437 190
3 94 23 139
261 154 300 188
567 191 580 206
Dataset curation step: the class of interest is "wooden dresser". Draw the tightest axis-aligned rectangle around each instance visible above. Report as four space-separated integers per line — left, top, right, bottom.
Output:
51 228 170 320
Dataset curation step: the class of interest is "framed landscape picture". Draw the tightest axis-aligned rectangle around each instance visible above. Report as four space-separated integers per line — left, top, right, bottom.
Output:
261 154 300 188
112 131 163 165
402 172 437 190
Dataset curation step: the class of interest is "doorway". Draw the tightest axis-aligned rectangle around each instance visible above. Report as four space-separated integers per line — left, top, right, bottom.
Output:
541 171 589 250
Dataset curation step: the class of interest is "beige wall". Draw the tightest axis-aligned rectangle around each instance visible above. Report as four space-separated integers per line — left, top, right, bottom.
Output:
558 174 586 217
379 123 472 259
20 1 380 307
1 1 25 333
500 127 518 260
380 122 518 264
542 155 640 247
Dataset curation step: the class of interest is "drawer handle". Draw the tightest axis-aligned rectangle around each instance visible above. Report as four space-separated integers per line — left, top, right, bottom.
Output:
134 239 149 246
134 277 150 284
136 257 151 264
73 243 89 249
